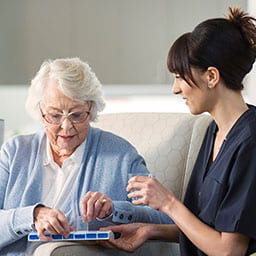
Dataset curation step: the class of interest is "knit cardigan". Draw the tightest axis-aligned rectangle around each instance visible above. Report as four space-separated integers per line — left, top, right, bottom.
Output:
0 126 172 255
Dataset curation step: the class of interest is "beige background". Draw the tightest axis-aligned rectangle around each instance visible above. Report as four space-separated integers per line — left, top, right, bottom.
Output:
0 0 246 85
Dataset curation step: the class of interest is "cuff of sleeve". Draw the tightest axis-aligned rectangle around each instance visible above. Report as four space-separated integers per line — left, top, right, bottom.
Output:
13 203 43 236
112 201 135 224
96 213 113 221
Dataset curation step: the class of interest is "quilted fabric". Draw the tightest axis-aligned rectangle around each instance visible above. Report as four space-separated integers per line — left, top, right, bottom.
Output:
93 112 211 199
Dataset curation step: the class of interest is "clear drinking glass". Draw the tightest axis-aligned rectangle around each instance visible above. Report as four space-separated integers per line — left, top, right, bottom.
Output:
128 173 155 201
75 216 88 231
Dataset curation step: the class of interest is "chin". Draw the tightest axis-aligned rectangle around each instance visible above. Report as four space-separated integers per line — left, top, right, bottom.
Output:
188 108 203 116
57 142 78 153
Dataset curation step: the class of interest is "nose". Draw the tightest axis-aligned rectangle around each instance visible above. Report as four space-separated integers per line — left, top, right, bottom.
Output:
60 117 74 130
172 79 181 95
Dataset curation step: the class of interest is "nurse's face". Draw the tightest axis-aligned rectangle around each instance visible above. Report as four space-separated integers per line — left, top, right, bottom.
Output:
172 69 214 115
40 80 91 158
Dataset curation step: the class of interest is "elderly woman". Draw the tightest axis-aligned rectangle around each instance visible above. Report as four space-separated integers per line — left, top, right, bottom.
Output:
0 57 172 255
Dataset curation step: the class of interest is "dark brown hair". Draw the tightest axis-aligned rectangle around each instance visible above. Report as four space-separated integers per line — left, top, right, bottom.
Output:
167 7 256 90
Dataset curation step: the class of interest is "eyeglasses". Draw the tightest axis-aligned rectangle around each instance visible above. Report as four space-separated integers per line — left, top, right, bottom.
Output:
39 103 91 125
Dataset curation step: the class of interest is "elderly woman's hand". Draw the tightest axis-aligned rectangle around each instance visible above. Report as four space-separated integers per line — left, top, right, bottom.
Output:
127 176 176 212
80 191 113 222
34 206 74 241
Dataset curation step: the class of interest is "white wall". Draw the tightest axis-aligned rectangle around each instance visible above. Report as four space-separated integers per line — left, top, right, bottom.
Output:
245 0 256 104
0 85 36 136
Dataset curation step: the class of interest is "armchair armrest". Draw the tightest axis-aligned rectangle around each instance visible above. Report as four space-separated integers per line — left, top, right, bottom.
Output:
33 240 180 256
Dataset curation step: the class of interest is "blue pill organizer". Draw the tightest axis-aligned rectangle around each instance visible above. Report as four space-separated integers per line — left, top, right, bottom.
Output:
28 230 114 241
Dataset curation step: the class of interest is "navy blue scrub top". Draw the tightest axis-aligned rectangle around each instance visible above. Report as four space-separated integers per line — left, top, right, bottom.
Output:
180 105 256 256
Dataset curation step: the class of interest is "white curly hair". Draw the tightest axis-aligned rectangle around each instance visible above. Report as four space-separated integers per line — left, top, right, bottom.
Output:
25 57 105 122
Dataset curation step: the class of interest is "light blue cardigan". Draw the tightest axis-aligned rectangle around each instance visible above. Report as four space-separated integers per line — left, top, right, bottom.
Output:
0 126 172 255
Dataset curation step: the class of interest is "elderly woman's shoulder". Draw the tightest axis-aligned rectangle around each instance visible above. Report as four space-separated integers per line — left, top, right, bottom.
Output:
3 131 44 149
91 127 135 149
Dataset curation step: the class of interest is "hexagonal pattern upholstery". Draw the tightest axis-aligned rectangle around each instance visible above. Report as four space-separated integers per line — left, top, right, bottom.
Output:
92 113 212 200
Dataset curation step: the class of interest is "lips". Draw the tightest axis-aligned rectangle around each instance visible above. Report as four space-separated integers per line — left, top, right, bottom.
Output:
59 135 75 140
183 98 188 104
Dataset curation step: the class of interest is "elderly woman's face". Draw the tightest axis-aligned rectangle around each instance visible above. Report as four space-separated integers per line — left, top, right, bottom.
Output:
40 81 91 158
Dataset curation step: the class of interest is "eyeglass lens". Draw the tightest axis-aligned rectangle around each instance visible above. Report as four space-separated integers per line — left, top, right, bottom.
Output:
44 111 89 124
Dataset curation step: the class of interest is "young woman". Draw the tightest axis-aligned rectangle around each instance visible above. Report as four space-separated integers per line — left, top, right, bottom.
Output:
101 7 256 255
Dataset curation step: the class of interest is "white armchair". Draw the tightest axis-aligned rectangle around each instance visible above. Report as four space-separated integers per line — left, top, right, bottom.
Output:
33 112 212 256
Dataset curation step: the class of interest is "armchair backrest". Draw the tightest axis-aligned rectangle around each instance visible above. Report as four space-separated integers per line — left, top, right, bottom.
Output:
93 112 212 199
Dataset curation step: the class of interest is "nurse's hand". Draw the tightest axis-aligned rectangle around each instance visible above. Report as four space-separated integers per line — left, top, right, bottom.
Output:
80 191 113 222
127 175 176 212
99 223 150 252
34 206 74 241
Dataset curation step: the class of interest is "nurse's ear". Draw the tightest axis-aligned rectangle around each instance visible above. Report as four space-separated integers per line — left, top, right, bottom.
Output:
206 67 220 89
